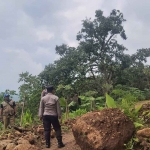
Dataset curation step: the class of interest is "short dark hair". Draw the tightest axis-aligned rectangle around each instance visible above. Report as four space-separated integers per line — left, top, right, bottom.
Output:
46 85 54 92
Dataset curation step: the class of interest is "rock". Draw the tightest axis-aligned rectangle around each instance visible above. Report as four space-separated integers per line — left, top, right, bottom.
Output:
139 103 150 124
13 144 39 150
33 135 39 140
24 135 29 139
37 127 44 134
41 140 45 144
28 134 35 144
17 138 30 144
15 131 22 136
6 143 16 150
137 128 150 138
10 134 15 138
0 140 12 150
72 108 135 150
38 125 43 128
7 133 11 139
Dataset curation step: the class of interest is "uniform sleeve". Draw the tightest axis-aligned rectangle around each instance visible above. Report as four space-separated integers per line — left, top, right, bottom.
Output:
56 99 62 117
39 99 44 117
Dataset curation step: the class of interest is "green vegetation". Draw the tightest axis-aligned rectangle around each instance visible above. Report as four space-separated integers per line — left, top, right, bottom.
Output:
0 8 149 150
21 109 33 127
0 9 150 150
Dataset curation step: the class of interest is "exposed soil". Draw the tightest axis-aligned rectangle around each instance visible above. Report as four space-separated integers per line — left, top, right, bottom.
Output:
42 131 80 150
0 126 80 150
135 100 150 108
72 108 135 150
2 102 150 150
139 102 150 124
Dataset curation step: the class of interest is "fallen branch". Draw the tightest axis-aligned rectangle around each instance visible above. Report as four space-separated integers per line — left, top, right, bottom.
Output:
12 126 31 132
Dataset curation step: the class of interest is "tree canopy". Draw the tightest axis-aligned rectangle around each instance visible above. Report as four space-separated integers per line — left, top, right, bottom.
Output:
17 9 150 117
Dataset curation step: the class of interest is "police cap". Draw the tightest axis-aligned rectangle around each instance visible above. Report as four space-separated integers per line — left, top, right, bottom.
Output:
46 85 54 91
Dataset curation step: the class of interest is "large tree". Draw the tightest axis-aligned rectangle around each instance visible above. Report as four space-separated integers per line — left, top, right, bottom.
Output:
76 9 127 93
39 9 150 95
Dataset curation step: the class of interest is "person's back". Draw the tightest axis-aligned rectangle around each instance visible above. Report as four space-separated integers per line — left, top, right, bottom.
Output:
39 93 61 117
39 85 64 148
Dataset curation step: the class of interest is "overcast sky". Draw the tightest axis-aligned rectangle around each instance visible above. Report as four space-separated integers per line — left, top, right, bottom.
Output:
0 0 150 93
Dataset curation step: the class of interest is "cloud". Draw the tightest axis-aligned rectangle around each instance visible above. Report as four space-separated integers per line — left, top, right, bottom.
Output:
0 0 150 93
0 49 43 92
62 32 78 47
36 28 55 41
36 47 51 56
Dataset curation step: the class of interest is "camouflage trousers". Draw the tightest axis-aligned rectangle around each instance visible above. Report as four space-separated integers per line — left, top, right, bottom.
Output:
3 115 15 129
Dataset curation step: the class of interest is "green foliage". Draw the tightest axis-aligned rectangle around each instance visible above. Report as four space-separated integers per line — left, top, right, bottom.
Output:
18 72 42 117
143 88 150 99
0 93 3 104
38 8 150 98
124 138 135 150
79 95 94 111
106 93 143 128
95 96 105 108
106 93 117 108
97 106 104 110
22 109 33 127
84 91 98 97
111 85 146 102
134 122 143 128
56 84 73 99
59 97 66 107
120 99 142 123
69 108 87 119
0 122 3 130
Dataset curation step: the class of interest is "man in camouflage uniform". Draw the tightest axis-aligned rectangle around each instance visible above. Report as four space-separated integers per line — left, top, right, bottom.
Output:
0 94 16 129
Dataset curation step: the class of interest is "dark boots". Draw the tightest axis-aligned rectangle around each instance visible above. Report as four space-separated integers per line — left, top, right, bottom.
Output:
57 136 65 148
46 140 50 148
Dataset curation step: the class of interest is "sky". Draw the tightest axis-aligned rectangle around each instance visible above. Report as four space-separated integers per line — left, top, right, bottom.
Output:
0 0 150 93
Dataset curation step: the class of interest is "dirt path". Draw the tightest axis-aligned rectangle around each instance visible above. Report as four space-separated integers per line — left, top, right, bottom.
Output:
135 100 150 108
42 131 80 150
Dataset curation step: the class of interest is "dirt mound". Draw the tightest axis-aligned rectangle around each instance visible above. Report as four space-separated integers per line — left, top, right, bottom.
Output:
0 129 42 150
64 118 77 128
140 103 150 112
139 103 150 123
0 124 80 150
72 108 135 150
136 128 150 150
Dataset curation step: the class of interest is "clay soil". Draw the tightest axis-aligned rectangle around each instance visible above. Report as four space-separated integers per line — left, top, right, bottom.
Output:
72 108 135 150
42 131 80 150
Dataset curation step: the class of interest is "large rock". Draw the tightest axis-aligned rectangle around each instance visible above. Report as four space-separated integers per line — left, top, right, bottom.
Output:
136 128 150 149
72 108 135 150
137 128 150 138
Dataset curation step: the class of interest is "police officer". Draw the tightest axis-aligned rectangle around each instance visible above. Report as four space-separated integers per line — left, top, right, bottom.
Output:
0 94 16 129
39 85 65 148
